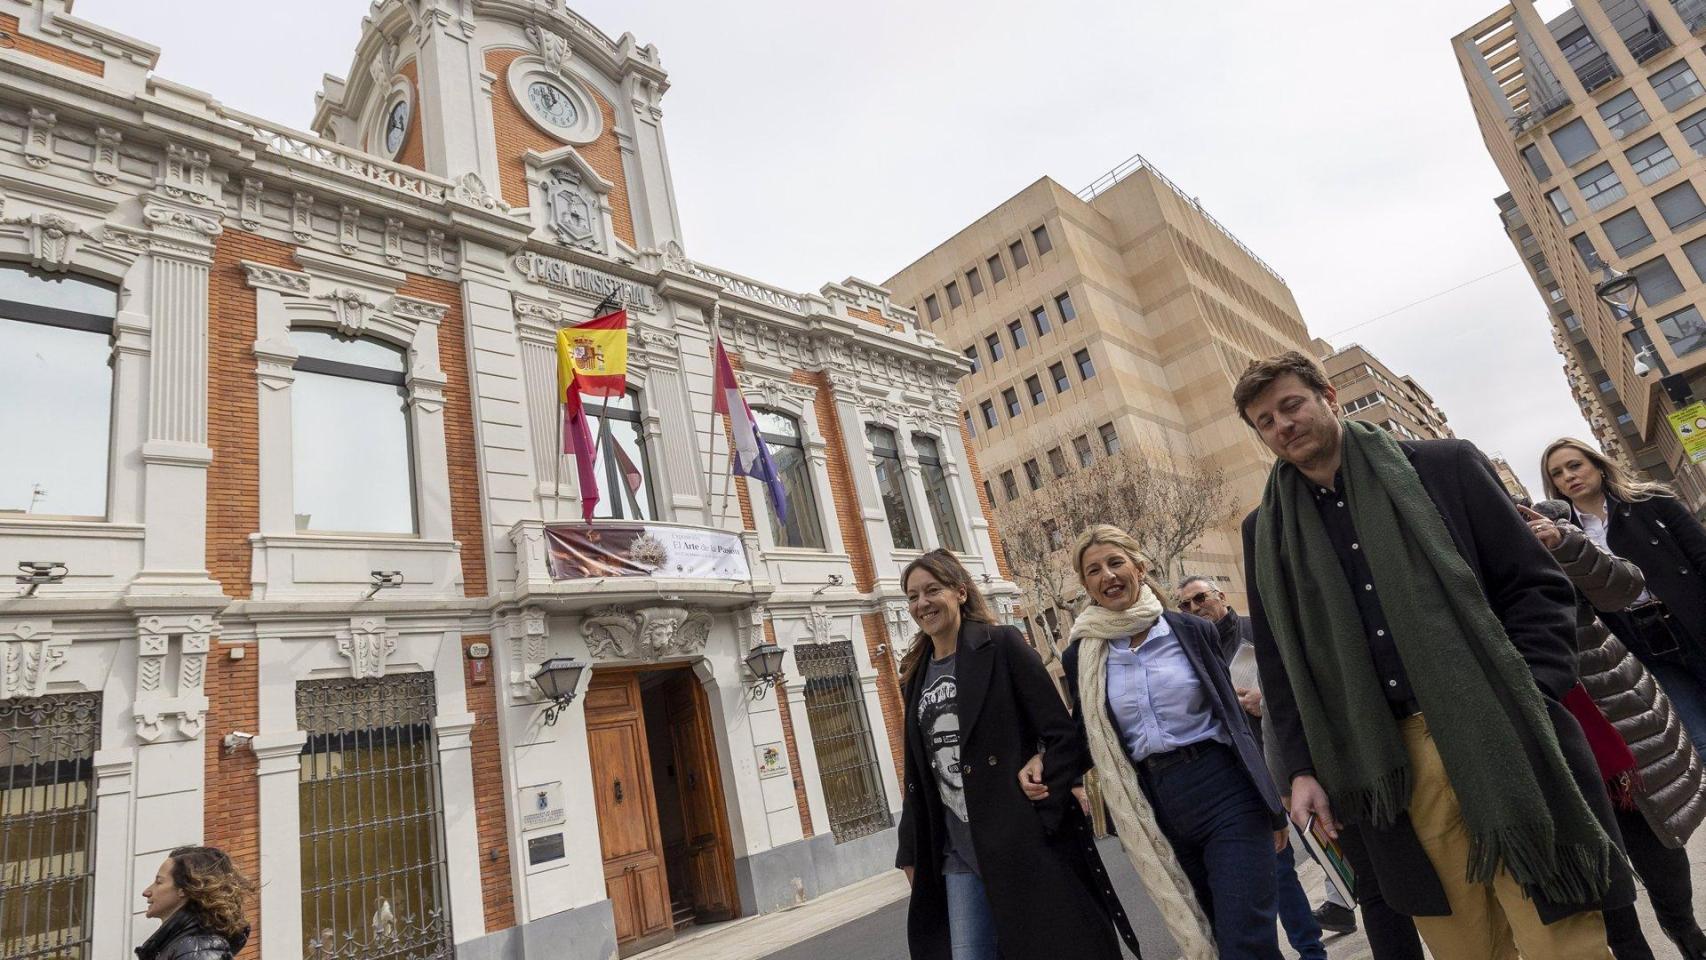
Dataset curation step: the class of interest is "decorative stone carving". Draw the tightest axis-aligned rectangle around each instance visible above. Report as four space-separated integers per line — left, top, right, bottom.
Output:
0 620 68 701
884 601 912 667
92 127 121 185
426 229 445 274
806 604 832 644
452 171 509 212
160 144 214 204
133 614 213 742
384 217 403 265
525 22 574 77
391 295 448 326
318 287 379 336
582 606 713 661
241 261 311 294
23 108 54 169
291 191 314 243
662 240 691 273
338 204 360 254
544 167 599 248
336 617 399 680
239 178 264 231
507 607 550 702
0 210 88 271
141 196 222 240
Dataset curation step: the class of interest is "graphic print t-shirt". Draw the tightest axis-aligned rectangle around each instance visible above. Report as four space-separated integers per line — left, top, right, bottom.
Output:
919 653 979 875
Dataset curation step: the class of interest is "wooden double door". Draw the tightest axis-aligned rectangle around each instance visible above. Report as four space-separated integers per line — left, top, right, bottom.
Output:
585 668 739 956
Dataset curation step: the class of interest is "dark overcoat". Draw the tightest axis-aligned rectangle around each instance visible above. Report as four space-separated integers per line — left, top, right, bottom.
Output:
895 620 1130 960
1580 491 1706 654
1060 610 1285 829
1241 438 1635 922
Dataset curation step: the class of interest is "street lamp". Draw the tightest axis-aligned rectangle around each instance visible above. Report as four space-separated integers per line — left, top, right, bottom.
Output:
744 642 786 700
1596 264 1694 404
531 658 588 725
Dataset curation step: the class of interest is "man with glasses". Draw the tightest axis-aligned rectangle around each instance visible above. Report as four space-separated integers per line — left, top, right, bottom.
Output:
1178 576 1333 960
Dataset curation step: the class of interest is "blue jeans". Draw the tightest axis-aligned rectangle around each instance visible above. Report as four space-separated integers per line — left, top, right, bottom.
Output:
1649 658 1706 757
944 870 999 960
1142 742 1283 960
1275 841 1328 960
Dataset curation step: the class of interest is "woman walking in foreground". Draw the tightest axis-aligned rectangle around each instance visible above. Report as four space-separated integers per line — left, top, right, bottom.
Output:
137 845 254 960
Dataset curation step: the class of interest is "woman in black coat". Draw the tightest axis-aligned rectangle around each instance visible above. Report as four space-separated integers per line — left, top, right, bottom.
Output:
138 846 253 960
1544 437 1706 758
895 549 1137 960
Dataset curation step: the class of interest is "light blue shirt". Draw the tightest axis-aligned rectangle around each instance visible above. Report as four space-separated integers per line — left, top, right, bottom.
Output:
1106 615 1227 763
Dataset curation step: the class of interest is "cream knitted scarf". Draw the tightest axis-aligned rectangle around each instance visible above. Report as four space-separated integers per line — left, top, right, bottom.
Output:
1072 587 1219 960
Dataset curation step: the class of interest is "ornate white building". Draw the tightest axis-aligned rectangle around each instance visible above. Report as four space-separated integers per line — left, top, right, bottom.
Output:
0 2 1016 958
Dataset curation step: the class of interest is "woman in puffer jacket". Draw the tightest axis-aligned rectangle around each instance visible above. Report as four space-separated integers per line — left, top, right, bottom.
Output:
137 846 253 960
1527 500 1706 958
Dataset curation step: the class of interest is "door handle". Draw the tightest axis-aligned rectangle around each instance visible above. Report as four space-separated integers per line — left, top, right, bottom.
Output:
614 778 624 803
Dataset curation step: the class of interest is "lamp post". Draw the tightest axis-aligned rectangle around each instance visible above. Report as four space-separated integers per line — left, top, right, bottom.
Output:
1596 264 1694 405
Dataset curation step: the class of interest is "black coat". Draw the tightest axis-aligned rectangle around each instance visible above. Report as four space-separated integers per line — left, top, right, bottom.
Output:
135 910 247 960
1242 438 1635 922
1580 492 1706 654
895 620 1129 960
1060 611 1285 829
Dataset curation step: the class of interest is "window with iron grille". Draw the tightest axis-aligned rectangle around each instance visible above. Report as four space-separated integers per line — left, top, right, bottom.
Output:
0 693 100 960
298 674 453 960
793 643 892 843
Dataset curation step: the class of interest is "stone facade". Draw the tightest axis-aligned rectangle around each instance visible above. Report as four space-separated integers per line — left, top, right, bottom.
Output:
0 2 1014 958
1312 339 1457 442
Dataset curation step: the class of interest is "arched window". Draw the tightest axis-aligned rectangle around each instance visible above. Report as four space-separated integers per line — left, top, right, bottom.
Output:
864 425 917 550
585 389 655 521
0 266 117 518
290 328 415 535
754 409 825 549
912 434 965 553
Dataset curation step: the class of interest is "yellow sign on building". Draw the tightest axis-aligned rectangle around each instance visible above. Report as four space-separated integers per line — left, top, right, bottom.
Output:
1667 402 1706 464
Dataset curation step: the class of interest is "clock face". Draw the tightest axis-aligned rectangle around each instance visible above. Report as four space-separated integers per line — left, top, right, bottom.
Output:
527 80 578 129
383 99 409 155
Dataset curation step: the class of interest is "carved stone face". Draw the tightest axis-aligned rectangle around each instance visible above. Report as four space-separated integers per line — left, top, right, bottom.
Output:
645 617 680 654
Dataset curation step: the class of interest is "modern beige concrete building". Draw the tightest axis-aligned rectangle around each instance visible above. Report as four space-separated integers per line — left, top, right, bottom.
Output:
1492 454 1537 499
1313 339 1458 442
884 154 1316 602
1454 0 1706 511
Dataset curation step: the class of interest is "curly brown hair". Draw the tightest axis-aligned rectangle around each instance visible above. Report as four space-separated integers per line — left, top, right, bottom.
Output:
169 846 254 939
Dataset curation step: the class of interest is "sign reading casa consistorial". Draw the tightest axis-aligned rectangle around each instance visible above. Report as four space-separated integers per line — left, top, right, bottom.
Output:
0 2 1016 958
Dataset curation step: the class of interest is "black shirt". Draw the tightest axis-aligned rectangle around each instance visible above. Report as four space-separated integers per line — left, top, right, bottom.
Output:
1309 474 1416 706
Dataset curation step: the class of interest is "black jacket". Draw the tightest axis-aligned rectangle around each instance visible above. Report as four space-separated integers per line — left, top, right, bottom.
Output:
1242 438 1634 922
1580 491 1706 655
135 910 247 960
1061 610 1284 829
895 620 1130 960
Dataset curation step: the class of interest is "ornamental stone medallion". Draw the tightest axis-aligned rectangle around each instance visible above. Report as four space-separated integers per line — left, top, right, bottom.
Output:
582 605 712 661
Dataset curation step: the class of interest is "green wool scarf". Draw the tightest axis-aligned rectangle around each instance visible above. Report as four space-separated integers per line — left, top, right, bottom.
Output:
1253 420 1612 905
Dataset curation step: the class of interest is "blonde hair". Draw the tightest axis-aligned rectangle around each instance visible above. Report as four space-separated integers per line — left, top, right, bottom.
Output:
1071 524 1171 610
1540 437 1672 504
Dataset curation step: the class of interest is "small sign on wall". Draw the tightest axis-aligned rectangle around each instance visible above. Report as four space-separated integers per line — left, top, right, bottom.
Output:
519 781 567 831
755 742 788 779
527 833 566 866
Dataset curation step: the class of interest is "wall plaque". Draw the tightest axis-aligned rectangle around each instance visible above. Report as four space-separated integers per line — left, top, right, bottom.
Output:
519 781 567 831
527 833 566 866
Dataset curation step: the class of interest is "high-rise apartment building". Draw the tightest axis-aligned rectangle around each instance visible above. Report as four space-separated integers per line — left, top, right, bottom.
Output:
1313 339 1458 442
1492 454 1538 499
885 155 1316 601
1455 0 1706 510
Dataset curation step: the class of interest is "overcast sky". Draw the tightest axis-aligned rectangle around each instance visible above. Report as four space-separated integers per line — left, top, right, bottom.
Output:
80 0 1593 496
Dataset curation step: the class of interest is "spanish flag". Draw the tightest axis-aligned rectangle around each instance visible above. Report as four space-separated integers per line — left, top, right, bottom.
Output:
556 309 629 400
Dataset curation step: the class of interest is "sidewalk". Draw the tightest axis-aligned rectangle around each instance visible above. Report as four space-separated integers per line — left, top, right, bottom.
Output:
632 871 910 960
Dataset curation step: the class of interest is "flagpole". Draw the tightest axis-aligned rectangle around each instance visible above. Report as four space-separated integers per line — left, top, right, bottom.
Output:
554 395 563 521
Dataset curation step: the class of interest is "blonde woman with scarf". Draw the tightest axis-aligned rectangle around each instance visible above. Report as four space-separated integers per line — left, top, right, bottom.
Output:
1024 524 1288 960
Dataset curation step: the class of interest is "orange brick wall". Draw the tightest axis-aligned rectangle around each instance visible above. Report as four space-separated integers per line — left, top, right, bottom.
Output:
391 61 426 170
957 418 1013 581
765 618 814 838
463 634 516 930
399 272 489 598
203 641 261 955
484 49 636 247
0 14 104 76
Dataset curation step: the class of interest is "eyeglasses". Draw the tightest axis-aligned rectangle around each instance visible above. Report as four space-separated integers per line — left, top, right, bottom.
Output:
1178 590 1211 609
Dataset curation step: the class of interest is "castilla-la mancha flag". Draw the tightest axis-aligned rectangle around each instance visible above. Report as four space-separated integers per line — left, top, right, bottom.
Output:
555 309 629 520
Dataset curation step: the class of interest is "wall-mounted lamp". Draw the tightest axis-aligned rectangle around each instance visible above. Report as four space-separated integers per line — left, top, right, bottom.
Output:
16 561 67 598
744 642 787 699
365 570 404 599
532 657 588 725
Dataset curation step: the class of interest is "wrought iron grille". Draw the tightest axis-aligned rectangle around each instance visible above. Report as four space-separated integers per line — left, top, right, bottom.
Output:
794 643 892 843
298 674 453 960
0 693 101 960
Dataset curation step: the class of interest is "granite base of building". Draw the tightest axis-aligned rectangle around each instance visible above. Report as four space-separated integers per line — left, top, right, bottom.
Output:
457 898 618 960
735 825 900 915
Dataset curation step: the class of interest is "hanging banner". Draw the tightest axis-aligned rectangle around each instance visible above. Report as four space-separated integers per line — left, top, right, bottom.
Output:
544 524 751 580
1667 401 1706 464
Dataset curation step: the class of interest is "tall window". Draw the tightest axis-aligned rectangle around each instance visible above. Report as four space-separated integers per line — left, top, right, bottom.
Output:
586 390 655 520
291 329 415 534
1547 188 1577 226
962 410 975 438
1682 234 1706 281
299 674 453 960
1032 225 1053 255
964 268 983 297
865 425 917 550
987 253 1006 284
1008 239 1029 270
1681 108 1706 156
1073 434 1094 468
1522 144 1553 181
1030 305 1051 336
1002 388 1021 418
1075 348 1096 380
1570 233 1600 268
979 400 997 429
1055 292 1077 322
794 642 893 843
1000 470 1019 501
962 345 979 375
756 410 826 549
1007 318 1028 350
1099 422 1121 455
985 333 1004 363
923 294 941 322
1025 375 1045 406
944 281 962 310
1 692 101 960
913 434 965 553
1602 207 1654 256
1050 362 1071 393
1023 459 1043 491
0 268 117 518
1047 446 1068 477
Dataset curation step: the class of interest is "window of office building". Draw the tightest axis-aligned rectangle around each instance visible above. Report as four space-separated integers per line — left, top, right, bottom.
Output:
1653 60 1705 110
965 268 983 297
962 345 979 374
291 328 416 535
1002 387 1021 418
1075 348 1096 380
1574 162 1626 212
1099 422 1121 455
987 253 1006 284
1658 304 1706 356
1 692 101 960
1682 108 1706 156
1598 88 1651 139
794 642 894 843
1625 135 1680 185
1632 255 1686 307
587 389 656 521
1032 225 1053 255
1030 305 1051 336
980 399 997 429
1023 459 1043 491
1007 318 1028 350
1001 469 1019 501
0 267 117 518
1047 446 1068 478
1050 362 1070 393
912 434 965 553
1548 188 1577 226
1008 239 1029 270
962 410 974 438
865 425 917 550
1682 234 1706 281
1655 181 1706 230
1551 118 1599 166
1571 233 1601 268
924 294 940 322
1055 291 1077 322
756 409 827 549
944 281 962 310
985 332 1004 363
1602 206 1655 256
299 674 454 960
1026 375 1045 406
1523 144 1553 181
1073 434 1094 467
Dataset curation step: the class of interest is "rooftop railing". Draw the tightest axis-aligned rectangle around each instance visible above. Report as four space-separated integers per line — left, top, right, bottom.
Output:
217 107 452 203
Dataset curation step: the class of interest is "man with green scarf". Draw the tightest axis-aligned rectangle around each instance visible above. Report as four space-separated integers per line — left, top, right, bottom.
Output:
1233 352 1633 959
